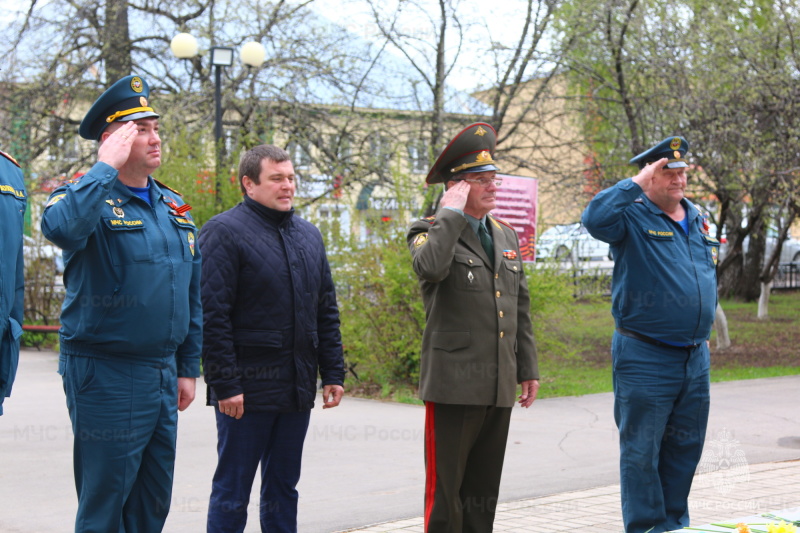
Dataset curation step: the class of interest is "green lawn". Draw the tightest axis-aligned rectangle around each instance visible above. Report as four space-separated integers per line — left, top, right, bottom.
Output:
535 292 800 399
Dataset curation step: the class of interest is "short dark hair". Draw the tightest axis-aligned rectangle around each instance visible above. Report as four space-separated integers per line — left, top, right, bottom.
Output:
239 145 292 194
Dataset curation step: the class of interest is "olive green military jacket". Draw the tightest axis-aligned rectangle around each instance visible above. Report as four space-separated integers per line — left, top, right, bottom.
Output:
407 208 538 407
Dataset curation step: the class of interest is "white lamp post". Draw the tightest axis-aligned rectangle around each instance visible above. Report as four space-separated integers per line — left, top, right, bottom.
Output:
170 33 266 201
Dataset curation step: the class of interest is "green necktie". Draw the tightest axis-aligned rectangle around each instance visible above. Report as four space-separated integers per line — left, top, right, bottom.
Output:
478 222 494 260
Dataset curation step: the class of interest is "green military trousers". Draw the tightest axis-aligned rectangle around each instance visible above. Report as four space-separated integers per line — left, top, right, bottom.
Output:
424 402 512 533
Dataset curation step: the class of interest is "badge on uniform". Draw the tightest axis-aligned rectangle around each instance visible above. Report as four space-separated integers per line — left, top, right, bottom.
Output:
167 199 192 216
414 233 428 248
711 246 718 265
502 250 517 260
188 232 195 256
46 194 66 208
113 207 125 218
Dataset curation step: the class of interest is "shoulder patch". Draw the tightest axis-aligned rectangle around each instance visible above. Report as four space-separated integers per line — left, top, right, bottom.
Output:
0 150 21 168
46 193 67 208
413 233 429 248
154 179 183 197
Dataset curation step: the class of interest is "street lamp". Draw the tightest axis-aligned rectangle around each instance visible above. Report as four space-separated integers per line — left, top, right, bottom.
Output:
170 33 266 201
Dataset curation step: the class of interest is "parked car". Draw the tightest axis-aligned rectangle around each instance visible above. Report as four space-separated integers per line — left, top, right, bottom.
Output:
536 222 611 263
23 235 65 274
719 233 800 265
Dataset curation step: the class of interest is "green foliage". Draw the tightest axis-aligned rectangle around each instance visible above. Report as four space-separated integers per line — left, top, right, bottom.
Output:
156 123 244 228
327 217 426 390
525 263 581 357
20 320 60 351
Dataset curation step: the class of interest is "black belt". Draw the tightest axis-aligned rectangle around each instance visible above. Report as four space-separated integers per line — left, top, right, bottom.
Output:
616 328 699 350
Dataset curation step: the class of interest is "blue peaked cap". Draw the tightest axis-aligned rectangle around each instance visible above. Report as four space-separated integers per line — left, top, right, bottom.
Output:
629 136 689 169
79 75 160 141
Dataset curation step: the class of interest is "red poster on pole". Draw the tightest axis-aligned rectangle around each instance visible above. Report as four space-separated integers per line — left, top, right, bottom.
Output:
492 174 538 263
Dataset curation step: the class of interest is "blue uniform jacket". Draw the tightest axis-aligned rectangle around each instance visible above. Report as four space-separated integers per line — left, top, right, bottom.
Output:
0 151 27 413
199 197 344 411
582 178 718 345
41 162 201 377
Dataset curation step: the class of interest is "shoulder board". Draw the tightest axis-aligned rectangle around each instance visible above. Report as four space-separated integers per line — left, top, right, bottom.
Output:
421 215 436 224
0 150 21 168
490 215 514 230
154 179 183 197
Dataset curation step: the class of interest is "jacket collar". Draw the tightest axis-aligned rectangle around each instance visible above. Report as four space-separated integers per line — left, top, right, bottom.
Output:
243 195 295 226
111 175 161 206
640 194 698 222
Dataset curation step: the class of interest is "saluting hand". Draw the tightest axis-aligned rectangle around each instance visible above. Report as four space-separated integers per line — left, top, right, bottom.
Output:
631 157 668 193
440 180 470 212
97 121 137 170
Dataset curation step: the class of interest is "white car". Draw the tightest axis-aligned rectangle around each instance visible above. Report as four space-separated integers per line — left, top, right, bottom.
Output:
23 235 65 274
536 223 611 263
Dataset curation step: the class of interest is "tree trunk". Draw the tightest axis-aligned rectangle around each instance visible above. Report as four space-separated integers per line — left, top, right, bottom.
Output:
757 280 772 320
713 302 730 350
103 0 132 84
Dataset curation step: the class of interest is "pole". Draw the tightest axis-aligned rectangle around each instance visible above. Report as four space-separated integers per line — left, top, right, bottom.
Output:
214 64 223 206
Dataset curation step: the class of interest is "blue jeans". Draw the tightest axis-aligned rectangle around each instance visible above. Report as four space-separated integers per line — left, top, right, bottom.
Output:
612 332 710 533
207 410 311 533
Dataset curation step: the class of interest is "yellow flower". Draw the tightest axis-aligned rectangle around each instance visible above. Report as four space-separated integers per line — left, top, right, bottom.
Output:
767 521 798 533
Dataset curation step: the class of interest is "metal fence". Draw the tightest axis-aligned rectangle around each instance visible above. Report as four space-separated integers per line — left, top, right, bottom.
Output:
566 262 800 296
772 263 800 290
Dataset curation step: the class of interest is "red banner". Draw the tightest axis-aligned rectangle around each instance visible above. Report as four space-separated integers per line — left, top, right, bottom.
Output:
493 174 538 262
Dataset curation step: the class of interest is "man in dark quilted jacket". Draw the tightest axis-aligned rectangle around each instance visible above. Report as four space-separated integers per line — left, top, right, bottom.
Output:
199 144 345 533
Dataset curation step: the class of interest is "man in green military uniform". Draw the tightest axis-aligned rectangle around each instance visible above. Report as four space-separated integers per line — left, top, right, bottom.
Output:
407 122 539 533
0 148 27 415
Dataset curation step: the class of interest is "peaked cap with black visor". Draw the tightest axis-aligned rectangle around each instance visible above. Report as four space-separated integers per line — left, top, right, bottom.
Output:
426 122 500 185
79 75 160 141
629 136 689 170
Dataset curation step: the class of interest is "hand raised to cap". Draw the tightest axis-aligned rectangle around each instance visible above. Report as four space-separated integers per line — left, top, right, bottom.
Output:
631 157 668 193
440 180 470 212
97 121 137 170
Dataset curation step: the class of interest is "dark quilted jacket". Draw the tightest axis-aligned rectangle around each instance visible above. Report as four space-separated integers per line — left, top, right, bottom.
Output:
199 196 344 412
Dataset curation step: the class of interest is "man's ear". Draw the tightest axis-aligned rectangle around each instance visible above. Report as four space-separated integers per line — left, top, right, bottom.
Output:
241 175 253 193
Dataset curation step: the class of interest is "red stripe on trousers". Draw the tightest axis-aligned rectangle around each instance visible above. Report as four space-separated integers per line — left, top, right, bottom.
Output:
424 401 436 531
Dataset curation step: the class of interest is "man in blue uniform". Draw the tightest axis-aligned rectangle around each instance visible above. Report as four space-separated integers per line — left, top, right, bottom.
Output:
41 75 202 532
0 148 27 415
582 136 718 533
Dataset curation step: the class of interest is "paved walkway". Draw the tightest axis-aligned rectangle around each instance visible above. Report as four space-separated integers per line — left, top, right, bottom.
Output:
342 460 800 532
1 350 798 532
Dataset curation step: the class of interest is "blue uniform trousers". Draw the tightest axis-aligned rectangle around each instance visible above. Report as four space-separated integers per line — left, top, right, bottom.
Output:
207 410 311 533
612 332 710 533
60 354 178 533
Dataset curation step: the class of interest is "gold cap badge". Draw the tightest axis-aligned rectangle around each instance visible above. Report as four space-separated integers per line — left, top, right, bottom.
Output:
130 76 143 93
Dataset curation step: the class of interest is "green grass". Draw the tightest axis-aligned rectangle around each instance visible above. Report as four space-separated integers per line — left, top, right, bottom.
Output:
534 291 800 399
348 291 799 402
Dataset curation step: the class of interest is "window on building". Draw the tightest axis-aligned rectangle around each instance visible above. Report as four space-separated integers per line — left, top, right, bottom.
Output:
407 141 430 174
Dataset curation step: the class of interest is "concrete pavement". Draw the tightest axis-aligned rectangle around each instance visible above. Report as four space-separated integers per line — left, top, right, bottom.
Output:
0 348 798 532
